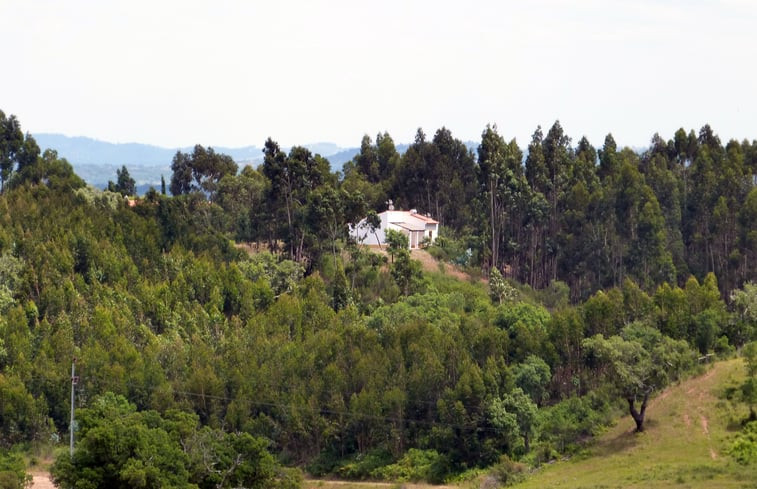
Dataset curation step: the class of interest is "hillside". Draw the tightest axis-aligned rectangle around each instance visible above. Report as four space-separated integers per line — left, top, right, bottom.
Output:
25 359 754 489
512 359 753 489
1 110 755 489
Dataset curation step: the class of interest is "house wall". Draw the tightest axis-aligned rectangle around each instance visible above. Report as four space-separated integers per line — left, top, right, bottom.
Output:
350 211 439 249
425 223 438 244
350 218 386 246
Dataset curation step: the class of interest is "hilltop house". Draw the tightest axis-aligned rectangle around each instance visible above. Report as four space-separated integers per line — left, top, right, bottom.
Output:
350 202 439 249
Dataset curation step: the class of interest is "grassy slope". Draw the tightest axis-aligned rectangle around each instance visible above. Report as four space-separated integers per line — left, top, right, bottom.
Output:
513 359 754 489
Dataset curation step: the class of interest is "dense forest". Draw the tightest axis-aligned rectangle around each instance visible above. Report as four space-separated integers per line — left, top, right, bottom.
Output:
0 109 756 488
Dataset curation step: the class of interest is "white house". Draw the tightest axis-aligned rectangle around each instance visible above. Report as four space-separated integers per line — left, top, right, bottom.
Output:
351 204 439 249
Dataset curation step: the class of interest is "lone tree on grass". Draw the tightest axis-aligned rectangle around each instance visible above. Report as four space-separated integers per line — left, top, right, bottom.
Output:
583 328 694 432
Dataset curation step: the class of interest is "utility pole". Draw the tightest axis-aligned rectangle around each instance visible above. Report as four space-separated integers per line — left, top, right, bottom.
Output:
70 358 78 458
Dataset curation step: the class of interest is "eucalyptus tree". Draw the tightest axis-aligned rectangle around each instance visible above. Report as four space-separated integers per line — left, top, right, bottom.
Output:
478 125 525 273
169 145 237 198
0 111 40 192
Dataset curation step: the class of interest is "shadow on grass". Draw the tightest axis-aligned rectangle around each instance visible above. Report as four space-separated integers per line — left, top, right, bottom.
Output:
592 428 640 456
592 417 664 457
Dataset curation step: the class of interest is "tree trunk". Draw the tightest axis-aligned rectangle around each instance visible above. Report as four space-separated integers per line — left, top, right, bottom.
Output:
627 392 650 432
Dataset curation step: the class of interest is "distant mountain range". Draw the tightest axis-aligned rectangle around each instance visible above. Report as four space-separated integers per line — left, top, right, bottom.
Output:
32 133 478 195
32 134 362 193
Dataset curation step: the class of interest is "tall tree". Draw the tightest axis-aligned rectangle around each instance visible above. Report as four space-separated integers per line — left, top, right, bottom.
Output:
108 165 136 196
478 125 525 273
524 122 573 288
169 145 237 198
394 128 439 213
0 111 39 192
431 127 477 229
262 140 334 262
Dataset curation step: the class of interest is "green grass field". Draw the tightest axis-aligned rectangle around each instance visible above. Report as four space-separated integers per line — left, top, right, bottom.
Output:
511 358 755 489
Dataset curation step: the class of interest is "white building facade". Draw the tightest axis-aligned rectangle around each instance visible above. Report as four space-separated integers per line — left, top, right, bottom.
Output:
351 209 439 249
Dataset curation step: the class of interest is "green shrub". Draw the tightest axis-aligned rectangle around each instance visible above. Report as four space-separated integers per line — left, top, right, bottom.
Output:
728 421 757 465
0 450 30 489
537 393 613 454
335 449 392 480
488 455 527 486
371 448 449 484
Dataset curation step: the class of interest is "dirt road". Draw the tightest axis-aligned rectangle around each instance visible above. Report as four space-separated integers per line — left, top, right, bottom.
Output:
30 473 55 489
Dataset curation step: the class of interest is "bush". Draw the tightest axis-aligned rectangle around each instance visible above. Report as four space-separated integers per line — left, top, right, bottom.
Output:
335 449 392 480
728 421 757 465
522 442 559 467
371 448 449 484
273 467 303 489
0 450 30 489
537 393 613 454
488 455 526 487
426 235 475 268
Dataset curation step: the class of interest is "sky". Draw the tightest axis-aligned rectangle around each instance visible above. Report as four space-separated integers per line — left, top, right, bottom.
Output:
2 0 756 150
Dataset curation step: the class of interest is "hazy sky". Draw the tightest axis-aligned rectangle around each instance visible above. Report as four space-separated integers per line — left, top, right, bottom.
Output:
3 0 755 149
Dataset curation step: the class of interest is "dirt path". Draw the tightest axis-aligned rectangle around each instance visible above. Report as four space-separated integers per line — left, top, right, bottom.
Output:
663 365 720 463
30 472 55 489
700 415 709 435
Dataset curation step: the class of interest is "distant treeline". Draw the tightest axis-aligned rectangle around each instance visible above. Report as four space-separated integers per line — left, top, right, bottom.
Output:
161 121 757 301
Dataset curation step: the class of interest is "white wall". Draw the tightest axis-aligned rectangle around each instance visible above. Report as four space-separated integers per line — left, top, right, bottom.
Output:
350 211 439 248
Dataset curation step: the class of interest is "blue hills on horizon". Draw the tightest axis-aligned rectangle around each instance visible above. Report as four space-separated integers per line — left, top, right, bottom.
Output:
32 133 479 194
32 133 363 193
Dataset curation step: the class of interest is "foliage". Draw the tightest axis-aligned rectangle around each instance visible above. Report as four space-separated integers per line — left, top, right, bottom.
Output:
536 392 613 453
725 344 757 465
730 282 757 345
170 145 237 197
51 393 196 489
513 359 752 489
184 427 279 489
108 165 136 196
51 393 290 489
371 449 448 484
0 372 52 446
0 252 23 313
385 229 423 295
0 449 30 489
513 355 551 405
582 330 695 431
487 455 527 487
331 450 392 480
728 421 757 465
489 267 518 304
